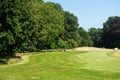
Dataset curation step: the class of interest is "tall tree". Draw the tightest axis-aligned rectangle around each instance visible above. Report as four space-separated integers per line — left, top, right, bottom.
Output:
103 16 120 48
0 0 25 57
63 11 80 48
0 0 44 56
34 2 65 49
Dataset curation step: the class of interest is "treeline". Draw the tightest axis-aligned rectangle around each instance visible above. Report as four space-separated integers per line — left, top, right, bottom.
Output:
0 0 92 57
89 16 120 49
1 0 120 58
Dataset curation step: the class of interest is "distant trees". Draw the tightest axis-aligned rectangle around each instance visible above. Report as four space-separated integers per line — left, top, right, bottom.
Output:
102 16 120 48
88 28 103 47
78 27 93 46
63 11 93 48
88 16 120 48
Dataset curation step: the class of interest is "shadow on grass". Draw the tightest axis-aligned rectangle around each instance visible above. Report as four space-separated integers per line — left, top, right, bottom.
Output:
0 58 8 65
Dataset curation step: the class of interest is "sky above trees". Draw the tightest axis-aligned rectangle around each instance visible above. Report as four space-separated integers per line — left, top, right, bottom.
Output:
44 0 120 30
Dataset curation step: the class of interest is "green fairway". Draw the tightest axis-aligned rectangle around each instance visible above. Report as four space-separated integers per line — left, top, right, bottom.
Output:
1 51 120 80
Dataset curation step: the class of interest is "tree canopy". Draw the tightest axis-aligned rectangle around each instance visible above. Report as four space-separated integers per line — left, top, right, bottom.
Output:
88 28 102 47
0 0 92 58
102 16 120 48
1 0 120 59
89 16 120 48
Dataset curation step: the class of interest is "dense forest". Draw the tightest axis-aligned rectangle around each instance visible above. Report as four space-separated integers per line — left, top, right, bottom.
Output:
0 0 120 58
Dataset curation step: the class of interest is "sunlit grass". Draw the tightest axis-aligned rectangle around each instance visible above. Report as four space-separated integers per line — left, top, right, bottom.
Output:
0 51 120 80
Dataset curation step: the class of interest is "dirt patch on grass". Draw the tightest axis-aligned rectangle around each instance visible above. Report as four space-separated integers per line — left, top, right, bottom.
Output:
7 53 27 64
112 50 120 57
7 57 22 64
73 47 112 51
7 52 37 64
7 53 24 64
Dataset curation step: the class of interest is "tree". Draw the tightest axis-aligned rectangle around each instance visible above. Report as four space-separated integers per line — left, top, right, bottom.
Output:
0 0 25 57
63 11 80 48
102 16 120 48
0 0 43 56
0 0 93 58
17 0 44 52
34 2 65 49
78 27 93 46
88 28 103 47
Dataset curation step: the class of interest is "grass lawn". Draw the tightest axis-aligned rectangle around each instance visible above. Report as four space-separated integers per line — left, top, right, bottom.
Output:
1 50 120 80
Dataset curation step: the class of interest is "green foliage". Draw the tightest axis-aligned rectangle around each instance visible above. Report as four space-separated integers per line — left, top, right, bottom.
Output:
37 2 64 49
88 28 103 47
102 16 120 48
0 0 23 57
89 16 120 48
66 39 78 48
0 31 15 57
0 0 93 58
63 11 82 48
78 27 93 46
57 38 66 49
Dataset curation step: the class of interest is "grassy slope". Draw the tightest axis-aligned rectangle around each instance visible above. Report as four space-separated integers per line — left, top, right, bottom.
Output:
0 51 120 80
77 51 120 71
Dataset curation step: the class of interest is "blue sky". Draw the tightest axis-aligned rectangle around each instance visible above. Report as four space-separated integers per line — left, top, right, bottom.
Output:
44 0 120 30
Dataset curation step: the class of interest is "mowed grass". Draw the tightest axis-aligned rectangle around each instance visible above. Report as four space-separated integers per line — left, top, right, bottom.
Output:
1 51 120 80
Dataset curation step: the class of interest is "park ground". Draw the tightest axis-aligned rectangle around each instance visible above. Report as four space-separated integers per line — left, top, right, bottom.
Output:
0 47 120 80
